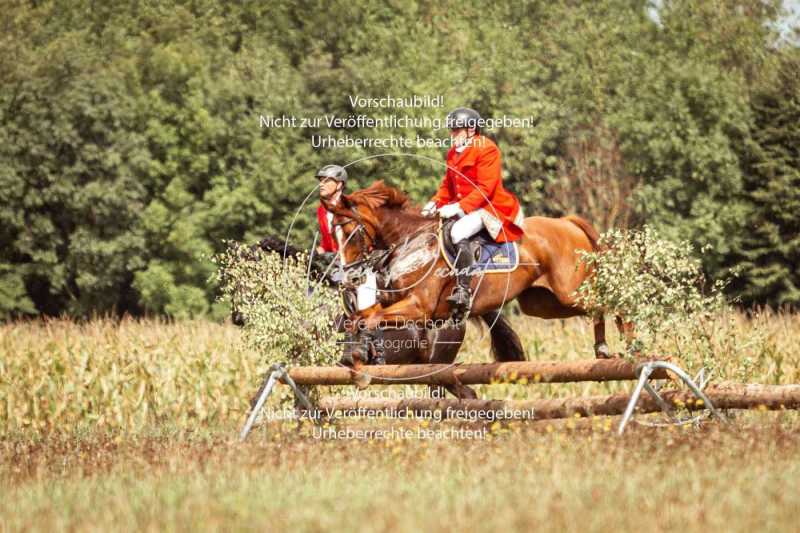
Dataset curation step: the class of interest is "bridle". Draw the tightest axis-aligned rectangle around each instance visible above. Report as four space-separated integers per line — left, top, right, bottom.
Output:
331 205 391 287
328 201 440 314
332 205 377 262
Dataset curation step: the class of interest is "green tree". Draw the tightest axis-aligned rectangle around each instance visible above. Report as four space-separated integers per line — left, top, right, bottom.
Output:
729 50 800 306
1 0 797 317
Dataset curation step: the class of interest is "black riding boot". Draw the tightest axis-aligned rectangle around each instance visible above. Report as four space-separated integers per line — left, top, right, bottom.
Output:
446 240 474 320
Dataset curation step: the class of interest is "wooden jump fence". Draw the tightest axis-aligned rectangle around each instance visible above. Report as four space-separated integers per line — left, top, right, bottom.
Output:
240 359 800 440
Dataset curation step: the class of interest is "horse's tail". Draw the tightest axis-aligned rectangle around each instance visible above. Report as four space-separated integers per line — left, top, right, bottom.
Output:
478 310 526 362
565 215 600 251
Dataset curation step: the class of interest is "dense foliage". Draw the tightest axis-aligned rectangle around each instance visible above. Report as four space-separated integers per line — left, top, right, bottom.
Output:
213 244 341 367
575 226 762 376
1 0 798 318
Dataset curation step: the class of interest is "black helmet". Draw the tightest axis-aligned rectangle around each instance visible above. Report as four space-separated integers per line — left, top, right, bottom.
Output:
315 164 347 182
446 107 481 131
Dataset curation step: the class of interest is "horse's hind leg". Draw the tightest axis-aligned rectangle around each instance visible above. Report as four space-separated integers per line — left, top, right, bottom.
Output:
615 315 638 354
593 315 611 359
518 287 610 358
517 287 583 318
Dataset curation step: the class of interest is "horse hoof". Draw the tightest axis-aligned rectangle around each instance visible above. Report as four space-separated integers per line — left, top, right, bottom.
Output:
594 343 611 359
353 371 372 389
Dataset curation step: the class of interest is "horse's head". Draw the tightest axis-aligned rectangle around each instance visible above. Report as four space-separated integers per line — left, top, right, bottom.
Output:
323 180 411 265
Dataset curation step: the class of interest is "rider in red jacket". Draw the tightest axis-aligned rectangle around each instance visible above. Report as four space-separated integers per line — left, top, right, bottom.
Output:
421 107 524 316
316 165 346 254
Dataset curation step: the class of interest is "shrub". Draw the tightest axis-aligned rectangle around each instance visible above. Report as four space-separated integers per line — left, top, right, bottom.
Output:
213 243 342 369
575 226 764 379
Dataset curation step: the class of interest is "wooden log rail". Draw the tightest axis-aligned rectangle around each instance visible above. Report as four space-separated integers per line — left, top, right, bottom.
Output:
316 384 800 421
285 359 670 386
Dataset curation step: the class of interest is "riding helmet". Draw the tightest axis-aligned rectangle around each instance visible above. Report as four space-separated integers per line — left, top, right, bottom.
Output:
445 107 482 131
316 164 348 182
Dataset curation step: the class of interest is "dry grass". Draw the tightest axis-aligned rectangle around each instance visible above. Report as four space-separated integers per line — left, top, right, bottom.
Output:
2 418 799 532
1 311 799 531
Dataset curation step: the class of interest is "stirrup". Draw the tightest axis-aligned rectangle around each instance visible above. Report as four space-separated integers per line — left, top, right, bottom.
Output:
447 287 472 322
447 287 470 305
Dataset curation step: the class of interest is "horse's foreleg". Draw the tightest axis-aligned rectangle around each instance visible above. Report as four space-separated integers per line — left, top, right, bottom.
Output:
428 382 477 400
346 297 436 367
362 302 478 397
360 295 435 331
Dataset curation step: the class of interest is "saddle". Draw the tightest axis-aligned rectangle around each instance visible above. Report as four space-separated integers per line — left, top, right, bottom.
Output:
439 219 519 274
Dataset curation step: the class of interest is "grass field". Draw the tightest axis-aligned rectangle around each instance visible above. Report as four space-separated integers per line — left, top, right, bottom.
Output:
2 311 799 531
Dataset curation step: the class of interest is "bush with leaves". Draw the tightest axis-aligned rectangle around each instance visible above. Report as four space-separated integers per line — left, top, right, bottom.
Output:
213 243 342 371
575 226 764 379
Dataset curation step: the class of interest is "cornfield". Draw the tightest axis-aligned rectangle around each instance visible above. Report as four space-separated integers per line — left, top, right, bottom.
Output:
2 309 798 436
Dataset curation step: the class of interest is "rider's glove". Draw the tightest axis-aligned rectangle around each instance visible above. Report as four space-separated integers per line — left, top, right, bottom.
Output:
438 202 465 219
421 201 438 217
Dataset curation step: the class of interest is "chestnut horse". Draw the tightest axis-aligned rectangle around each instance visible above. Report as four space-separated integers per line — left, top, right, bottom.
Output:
239 234 525 398
324 181 630 365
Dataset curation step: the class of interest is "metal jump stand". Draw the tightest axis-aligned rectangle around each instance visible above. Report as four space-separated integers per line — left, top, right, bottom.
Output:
239 363 317 441
240 360 729 441
617 360 728 435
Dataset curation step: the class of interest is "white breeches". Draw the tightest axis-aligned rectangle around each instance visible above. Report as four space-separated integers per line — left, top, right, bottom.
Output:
450 210 485 243
356 271 378 311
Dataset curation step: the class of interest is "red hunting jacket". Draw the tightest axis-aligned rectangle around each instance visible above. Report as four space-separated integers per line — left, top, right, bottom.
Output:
317 204 338 252
432 134 523 243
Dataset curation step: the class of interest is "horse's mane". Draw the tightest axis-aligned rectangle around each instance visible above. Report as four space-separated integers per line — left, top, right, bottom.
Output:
343 180 433 244
344 180 412 211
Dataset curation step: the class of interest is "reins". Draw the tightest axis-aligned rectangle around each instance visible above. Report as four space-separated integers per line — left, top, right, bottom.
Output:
334 203 443 291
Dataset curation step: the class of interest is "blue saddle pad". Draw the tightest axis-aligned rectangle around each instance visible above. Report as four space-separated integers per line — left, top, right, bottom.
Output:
440 236 519 273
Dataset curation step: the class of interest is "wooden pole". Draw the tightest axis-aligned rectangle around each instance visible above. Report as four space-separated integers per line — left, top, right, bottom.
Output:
315 384 800 420
285 359 670 386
